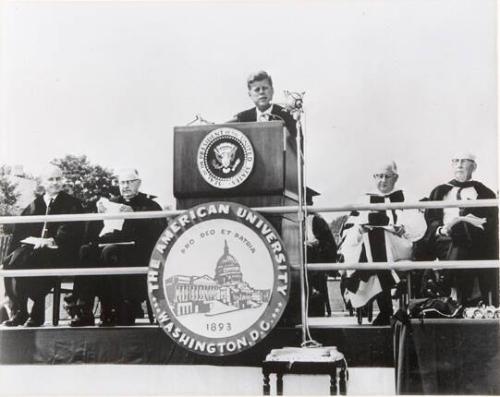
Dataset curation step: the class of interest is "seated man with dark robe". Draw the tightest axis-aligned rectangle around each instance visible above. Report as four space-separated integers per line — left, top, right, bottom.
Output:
2 165 84 327
229 70 297 138
339 161 425 325
71 168 166 326
420 152 498 306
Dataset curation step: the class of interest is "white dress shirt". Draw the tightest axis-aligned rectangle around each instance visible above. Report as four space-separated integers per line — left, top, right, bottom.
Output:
256 104 274 122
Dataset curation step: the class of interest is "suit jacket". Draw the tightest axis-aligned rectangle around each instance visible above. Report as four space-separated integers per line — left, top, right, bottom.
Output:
234 104 297 138
9 191 85 265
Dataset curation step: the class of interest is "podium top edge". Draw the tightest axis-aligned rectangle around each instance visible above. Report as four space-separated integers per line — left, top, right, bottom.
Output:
174 121 285 132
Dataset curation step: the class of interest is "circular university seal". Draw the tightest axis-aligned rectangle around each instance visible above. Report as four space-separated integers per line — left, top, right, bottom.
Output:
197 127 255 189
148 202 290 356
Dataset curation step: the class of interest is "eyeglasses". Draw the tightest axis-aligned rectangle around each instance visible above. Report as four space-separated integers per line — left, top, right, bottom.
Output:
46 177 62 182
373 173 397 180
119 179 139 186
451 159 474 164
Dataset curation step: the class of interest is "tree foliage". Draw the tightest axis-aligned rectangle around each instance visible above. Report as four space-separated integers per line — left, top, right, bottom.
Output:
51 155 115 208
0 165 20 217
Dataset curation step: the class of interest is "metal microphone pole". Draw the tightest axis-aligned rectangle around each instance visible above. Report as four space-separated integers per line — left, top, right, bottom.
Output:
296 116 308 345
285 91 308 345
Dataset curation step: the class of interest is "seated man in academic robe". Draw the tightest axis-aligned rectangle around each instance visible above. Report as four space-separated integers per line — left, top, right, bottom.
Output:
229 70 297 139
71 168 166 326
339 161 425 325
419 152 498 306
2 165 84 327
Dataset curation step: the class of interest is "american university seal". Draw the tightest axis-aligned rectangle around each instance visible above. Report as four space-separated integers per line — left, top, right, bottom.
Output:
197 127 254 189
148 202 290 356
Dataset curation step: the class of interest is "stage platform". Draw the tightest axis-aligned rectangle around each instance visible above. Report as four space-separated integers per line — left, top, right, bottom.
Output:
0 316 393 367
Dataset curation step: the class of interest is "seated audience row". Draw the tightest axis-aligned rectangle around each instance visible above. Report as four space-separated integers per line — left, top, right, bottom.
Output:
339 153 498 325
2 166 165 327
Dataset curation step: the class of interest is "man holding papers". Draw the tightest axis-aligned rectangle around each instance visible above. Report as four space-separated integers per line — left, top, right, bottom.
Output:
339 161 425 325
2 165 84 327
421 152 499 306
71 168 166 326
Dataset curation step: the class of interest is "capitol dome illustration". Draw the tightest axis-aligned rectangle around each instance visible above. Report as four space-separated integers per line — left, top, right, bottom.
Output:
214 240 243 284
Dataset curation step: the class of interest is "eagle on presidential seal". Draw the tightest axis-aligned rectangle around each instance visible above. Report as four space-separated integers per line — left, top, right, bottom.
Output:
197 127 255 189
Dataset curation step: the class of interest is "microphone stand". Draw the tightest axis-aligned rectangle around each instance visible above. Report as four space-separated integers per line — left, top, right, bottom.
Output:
263 93 346 374
285 91 315 346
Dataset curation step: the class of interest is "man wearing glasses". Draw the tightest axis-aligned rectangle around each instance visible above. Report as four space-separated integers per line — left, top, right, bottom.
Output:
420 152 498 306
339 161 425 325
71 168 166 326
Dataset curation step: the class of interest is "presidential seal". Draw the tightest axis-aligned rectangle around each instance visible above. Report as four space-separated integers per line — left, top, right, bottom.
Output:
197 127 254 189
148 202 290 356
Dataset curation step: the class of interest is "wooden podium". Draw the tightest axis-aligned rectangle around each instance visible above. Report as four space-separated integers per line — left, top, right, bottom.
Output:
173 121 303 325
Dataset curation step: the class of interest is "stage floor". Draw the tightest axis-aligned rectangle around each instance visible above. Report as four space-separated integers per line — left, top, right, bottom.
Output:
0 364 396 395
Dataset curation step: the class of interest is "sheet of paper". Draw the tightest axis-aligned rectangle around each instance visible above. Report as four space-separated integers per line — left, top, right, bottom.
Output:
98 197 125 236
459 214 487 229
20 237 58 249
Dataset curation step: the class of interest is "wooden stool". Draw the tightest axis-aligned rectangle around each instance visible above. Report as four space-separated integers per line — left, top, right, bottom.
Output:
262 347 347 395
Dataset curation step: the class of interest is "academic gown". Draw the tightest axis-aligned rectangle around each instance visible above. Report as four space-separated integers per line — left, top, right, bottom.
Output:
339 190 425 309
75 192 167 308
420 179 499 305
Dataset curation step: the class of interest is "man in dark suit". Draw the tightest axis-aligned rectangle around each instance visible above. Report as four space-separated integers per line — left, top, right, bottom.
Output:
2 165 84 327
71 168 166 326
230 70 297 138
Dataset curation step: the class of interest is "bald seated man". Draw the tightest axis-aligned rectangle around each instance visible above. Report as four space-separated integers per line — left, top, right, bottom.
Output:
3 165 84 327
421 152 499 306
71 168 167 326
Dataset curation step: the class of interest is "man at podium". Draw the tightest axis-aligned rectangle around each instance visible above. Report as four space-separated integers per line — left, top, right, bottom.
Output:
230 70 297 138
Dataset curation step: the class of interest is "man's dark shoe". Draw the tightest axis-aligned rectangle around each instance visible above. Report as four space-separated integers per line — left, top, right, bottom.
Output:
23 317 44 327
2 311 29 327
371 313 391 326
117 301 135 326
69 304 95 327
132 301 144 319
98 310 117 327
70 314 95 327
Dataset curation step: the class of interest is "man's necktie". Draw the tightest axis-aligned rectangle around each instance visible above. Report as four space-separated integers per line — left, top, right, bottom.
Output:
41 199 54 238
259 113 270 122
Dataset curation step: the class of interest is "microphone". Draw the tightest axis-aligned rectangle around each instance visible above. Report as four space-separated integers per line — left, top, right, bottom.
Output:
283 90 305 112
186 113 215 126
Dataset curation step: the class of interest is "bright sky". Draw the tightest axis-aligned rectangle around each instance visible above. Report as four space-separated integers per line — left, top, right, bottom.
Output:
0 0 497 220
